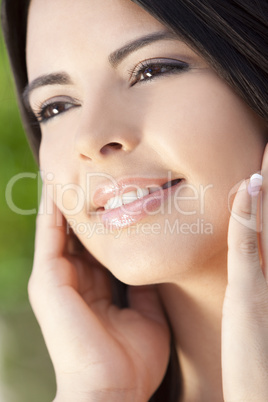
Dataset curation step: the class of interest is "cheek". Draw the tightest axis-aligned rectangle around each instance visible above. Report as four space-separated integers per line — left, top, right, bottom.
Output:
77 207 229 286
87 73 266 285
36 74 267 285
143 72 266 188
73 182 231 286
39 135 80 211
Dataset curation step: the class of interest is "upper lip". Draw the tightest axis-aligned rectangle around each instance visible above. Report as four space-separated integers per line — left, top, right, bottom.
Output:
91 176 181 211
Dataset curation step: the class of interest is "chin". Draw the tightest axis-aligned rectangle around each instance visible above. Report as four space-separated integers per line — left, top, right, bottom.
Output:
76 211 229 286
90 240 191 286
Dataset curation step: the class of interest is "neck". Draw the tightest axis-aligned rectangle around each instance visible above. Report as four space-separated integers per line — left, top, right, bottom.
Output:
158 257 227 402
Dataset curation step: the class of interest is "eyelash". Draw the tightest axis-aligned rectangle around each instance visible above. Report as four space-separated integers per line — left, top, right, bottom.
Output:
129 58 190 86
33 98 80 124
33 59 189 123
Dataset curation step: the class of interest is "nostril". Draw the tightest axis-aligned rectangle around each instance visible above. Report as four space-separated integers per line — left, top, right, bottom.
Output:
108 142 122 149
100 142 123 154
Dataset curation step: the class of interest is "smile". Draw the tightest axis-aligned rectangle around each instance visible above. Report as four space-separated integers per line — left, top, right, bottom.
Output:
94 178 184 229
103 178 182 211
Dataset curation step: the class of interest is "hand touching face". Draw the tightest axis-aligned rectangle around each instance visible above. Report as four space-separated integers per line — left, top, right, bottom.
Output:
26 0 268 285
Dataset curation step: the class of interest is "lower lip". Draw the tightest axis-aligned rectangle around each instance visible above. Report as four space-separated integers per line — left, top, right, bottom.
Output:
96 180 183 229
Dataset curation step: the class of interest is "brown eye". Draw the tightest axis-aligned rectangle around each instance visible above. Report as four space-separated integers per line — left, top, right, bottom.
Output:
130 59 189 86
139 65 174 81
40 102 73 121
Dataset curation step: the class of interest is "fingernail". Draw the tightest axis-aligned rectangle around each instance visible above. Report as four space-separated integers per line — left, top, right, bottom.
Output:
248 173 263 197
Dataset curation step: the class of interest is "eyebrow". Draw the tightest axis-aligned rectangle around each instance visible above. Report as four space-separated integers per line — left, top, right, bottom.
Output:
108 30 179 67
23 30 180 105
23 73 72 107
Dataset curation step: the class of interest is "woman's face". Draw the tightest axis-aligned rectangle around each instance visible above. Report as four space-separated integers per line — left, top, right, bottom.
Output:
26 0 267 285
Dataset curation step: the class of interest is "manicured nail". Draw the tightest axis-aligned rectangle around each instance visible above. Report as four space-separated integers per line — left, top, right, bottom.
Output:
248 173 263 197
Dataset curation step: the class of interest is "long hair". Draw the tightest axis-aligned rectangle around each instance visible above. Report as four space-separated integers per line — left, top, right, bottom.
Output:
1 0 268 401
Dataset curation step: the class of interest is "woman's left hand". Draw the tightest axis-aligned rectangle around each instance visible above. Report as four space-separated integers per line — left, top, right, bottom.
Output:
222 143 268 401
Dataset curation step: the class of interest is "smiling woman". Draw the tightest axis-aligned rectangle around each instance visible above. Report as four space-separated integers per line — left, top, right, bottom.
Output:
1 0 268 401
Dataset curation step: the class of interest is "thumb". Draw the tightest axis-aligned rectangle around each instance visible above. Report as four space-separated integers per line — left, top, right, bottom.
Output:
227 174 265 293
222 174 268 401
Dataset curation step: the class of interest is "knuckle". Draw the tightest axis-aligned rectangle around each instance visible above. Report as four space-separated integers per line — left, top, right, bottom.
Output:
239 206 252 218
224 287 268 326
238 237 259 258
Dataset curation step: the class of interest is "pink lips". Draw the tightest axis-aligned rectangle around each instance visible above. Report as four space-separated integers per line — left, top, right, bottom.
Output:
93 177 169 209
92 177 183 229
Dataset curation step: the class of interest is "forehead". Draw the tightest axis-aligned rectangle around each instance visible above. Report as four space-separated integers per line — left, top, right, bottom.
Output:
26 0 166 79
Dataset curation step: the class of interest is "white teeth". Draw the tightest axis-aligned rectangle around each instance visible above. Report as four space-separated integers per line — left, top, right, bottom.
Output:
102 180 181 211
137 188 150 198
122 191 138 205
104 188 150 211
105 196 123 210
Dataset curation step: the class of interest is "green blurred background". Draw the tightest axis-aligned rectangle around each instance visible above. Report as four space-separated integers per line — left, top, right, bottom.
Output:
0 12 56 402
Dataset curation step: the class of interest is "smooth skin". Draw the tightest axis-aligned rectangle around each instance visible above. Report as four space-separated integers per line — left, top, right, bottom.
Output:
26 0 268 400
30 150 268 402
31 192 170 401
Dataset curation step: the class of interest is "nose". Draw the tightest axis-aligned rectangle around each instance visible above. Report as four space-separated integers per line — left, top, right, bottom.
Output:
75 96 141 162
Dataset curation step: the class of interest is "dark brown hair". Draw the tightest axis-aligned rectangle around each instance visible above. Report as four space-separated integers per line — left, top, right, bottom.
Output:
1 0 267 163
1 0 268 400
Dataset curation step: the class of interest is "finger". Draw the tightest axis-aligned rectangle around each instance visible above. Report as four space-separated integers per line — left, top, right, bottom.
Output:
34 187 66 264
128 285 169 328
29 188 118 377
260 143 268 278
222 174 268 401
30 187 78 295
31 188 112 304
65 227 85 256
127 285 170 390
29 187 78 311
227 175 266 292
73 255 113 309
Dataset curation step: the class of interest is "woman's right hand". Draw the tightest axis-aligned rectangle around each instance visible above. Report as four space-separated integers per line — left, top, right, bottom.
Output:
28 189 170 402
